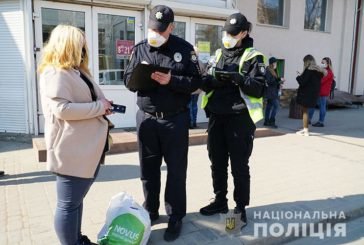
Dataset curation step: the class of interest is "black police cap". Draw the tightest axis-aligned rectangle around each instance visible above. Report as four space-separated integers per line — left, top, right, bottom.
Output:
223 13 249 36
148 5 174 32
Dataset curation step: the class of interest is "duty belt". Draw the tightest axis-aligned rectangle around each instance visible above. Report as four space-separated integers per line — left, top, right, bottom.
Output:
144 108 187 119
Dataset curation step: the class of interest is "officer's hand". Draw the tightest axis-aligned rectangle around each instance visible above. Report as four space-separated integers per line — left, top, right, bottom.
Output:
231 73 246 86
151 71 171 85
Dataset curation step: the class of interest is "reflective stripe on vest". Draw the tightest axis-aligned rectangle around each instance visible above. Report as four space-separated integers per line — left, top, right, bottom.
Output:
201 47 266 123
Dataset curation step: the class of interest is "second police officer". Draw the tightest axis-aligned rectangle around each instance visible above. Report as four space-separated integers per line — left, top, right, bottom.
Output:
199 13 266 228
124 5 201 242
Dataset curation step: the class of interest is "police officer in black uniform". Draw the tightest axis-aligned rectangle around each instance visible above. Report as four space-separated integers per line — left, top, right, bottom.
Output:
199 13 266 228
124 5 201 242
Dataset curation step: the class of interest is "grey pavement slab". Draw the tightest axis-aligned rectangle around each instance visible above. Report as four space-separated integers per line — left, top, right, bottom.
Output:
0 107 363 244
286 216 364 245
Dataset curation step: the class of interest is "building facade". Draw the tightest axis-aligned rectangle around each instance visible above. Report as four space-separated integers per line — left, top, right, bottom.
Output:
238 0 364 96
0 0 363 134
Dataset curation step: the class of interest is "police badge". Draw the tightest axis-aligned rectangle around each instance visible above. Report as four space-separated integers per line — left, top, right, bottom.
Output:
174 52 182 62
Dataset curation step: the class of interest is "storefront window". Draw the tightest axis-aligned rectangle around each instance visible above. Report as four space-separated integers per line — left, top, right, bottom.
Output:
98 14 135 85
41 8 85 43
195 24 222 63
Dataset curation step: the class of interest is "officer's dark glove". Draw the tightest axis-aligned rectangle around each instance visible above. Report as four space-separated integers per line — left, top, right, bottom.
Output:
217 74 232 83
210 77 225 88
201 75 225 90
231 72 247 86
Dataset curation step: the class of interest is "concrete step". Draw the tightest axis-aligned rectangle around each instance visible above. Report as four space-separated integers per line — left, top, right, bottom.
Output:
32 127 283 163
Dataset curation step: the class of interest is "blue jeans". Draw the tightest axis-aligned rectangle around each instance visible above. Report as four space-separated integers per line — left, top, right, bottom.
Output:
264 98 279 122
309 96 328 123
55 165 100 245
189 94 199 125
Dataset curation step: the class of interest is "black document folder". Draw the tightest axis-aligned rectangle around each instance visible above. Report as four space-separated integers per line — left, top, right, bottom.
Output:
127 63 170 90
214 70 239 82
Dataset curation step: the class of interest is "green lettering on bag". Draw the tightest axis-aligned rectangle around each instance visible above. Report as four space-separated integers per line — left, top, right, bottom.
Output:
98 213 145 245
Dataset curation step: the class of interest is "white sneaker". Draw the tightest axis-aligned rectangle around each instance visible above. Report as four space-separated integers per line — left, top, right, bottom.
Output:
296 129 309 136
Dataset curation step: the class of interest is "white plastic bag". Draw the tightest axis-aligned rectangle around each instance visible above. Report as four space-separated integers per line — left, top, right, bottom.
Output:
98 192 151 245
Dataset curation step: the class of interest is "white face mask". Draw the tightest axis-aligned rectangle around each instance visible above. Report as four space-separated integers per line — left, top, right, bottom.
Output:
147 30 166 48
222 31 240 49
321 63 328 68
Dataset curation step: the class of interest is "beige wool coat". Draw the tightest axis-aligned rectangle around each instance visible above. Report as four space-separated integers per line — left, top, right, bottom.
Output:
40 67 108 178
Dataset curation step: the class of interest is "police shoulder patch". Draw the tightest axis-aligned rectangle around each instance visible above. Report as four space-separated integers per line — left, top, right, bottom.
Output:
191 51 198 63
258 64 266 74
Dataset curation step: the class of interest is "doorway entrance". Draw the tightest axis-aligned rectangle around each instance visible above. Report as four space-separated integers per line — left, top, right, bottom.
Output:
34 1 142 132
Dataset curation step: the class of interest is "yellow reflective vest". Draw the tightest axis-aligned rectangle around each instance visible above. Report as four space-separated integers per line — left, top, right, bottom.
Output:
201 47 266 124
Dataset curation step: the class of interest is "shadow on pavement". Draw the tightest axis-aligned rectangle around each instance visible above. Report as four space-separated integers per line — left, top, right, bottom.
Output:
96 164 167 182
257 107 364 141
96 164 141 182
149 194 364 244
0 164 166 186
0 170 55 185
0 141 32 153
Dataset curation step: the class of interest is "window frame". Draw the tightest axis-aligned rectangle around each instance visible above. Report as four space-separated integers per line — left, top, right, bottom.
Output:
304 0 332 33
257 0 289 28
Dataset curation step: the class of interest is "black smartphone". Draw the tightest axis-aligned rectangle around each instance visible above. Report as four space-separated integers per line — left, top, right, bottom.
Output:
111 103 126 114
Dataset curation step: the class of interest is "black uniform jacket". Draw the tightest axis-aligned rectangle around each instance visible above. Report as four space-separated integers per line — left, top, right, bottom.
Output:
265 68 281 100
124 35 201 114
201 37 266 116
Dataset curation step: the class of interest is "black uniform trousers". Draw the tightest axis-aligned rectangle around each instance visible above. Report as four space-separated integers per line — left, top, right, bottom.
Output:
136 109 189 221
207 112 255 207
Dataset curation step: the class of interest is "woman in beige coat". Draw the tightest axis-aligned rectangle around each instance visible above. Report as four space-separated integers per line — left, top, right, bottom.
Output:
38 25 112 245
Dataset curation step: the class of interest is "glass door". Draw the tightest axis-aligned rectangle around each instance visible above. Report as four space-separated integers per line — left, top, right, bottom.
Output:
191 18 224 123
34 1 92 133
191 18 223 64
92 7 142 128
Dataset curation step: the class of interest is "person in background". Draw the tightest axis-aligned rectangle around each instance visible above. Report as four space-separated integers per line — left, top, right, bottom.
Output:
38 25 112 245
296 55 326 136
264 57 285 128
309 57 334 127
189 47 205 129
189 89 201 129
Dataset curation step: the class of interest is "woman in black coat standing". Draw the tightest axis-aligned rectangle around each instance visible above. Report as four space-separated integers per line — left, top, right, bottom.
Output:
296 54 326 136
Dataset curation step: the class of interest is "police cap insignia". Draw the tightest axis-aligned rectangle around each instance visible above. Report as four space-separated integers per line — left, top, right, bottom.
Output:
155 11 163 20
230 18 237 25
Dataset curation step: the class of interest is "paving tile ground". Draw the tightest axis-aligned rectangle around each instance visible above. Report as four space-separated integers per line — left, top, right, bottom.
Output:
1 107 363 244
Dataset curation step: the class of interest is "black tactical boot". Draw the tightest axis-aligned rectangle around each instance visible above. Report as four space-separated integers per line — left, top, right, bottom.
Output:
200 199 229 216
